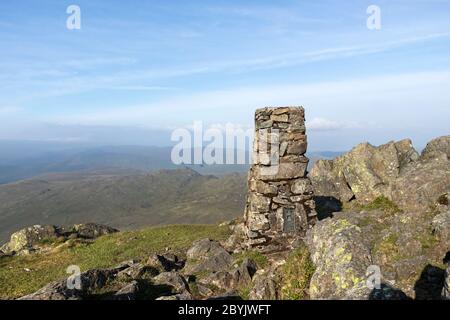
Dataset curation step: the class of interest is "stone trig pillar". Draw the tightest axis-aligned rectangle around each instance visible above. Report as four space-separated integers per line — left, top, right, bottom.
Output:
244 106 317 252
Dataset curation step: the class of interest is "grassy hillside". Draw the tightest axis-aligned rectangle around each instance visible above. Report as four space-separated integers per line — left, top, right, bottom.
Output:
0 169 246 243
0 224 232 299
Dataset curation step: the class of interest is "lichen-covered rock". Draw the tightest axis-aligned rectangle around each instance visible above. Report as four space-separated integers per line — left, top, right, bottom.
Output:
310 136 450 213
306 214 372 299
389 158 450 212
1 223 118 254
2 225 59 253
310 139 419 204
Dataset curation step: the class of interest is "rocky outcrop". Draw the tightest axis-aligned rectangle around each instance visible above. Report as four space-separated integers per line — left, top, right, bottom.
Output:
310 136 450 212
421 135 450 161
1 223 118 255
390 150 450 212
305 204 450 300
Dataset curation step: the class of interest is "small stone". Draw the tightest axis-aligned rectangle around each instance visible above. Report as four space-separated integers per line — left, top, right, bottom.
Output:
291 179 314 194
287 140 307 155
270 114 289 122
113 281 139 300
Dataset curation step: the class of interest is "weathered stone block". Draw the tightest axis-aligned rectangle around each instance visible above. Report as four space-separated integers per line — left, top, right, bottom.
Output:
270 114 289 122
249 180 278 196
254 162 308 181
249 194 271 212
287 140 307 155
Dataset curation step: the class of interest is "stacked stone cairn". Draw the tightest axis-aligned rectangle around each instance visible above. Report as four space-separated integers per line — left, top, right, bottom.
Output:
244 106 317 252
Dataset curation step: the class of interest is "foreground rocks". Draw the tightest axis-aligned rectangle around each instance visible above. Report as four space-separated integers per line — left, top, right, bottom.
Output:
306 206 450 300
0 223 118 255
310 136 450 212
17 238 263 300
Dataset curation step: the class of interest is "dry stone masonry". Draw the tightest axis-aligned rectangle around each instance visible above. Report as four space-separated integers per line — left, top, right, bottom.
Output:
244 106 317 252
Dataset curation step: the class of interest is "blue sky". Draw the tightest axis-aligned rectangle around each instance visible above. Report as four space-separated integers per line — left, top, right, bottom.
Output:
0 0 449 150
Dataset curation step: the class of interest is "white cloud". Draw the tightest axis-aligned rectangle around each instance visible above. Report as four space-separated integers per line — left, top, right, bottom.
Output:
307 118 360 131
45 69 450 134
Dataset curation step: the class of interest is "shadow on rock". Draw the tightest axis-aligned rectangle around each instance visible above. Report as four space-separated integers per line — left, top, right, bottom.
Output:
369 283 411 300
314 196 342 220
414 264 446 300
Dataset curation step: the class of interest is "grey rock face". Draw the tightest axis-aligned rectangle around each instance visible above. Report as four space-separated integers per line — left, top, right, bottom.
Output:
248 273 278 300
117 263 159 280
19 268 117 300
147 253 184 272
421 135 450 161
311 139 419 204
432 209 450 241
113 281 139 300
310 136 450 213
198 258 258 291
153 271 190 294
183 239 233 274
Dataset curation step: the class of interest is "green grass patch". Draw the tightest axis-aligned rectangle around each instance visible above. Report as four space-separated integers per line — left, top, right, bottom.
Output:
345 196 402 215
0 224 231 300
233 250 269 269
278 244 315 300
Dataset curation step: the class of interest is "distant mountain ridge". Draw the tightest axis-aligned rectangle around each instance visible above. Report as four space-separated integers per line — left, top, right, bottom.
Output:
0 168 247 243
0 141 342 184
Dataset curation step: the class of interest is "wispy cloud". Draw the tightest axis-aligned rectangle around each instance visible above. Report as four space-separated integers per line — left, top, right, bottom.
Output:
45 69 450 131
4 31 450 104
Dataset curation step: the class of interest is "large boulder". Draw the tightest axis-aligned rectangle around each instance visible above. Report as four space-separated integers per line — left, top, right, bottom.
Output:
1 225 59 253
389 154 450 213
306 213 372 299
183 239 233 275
